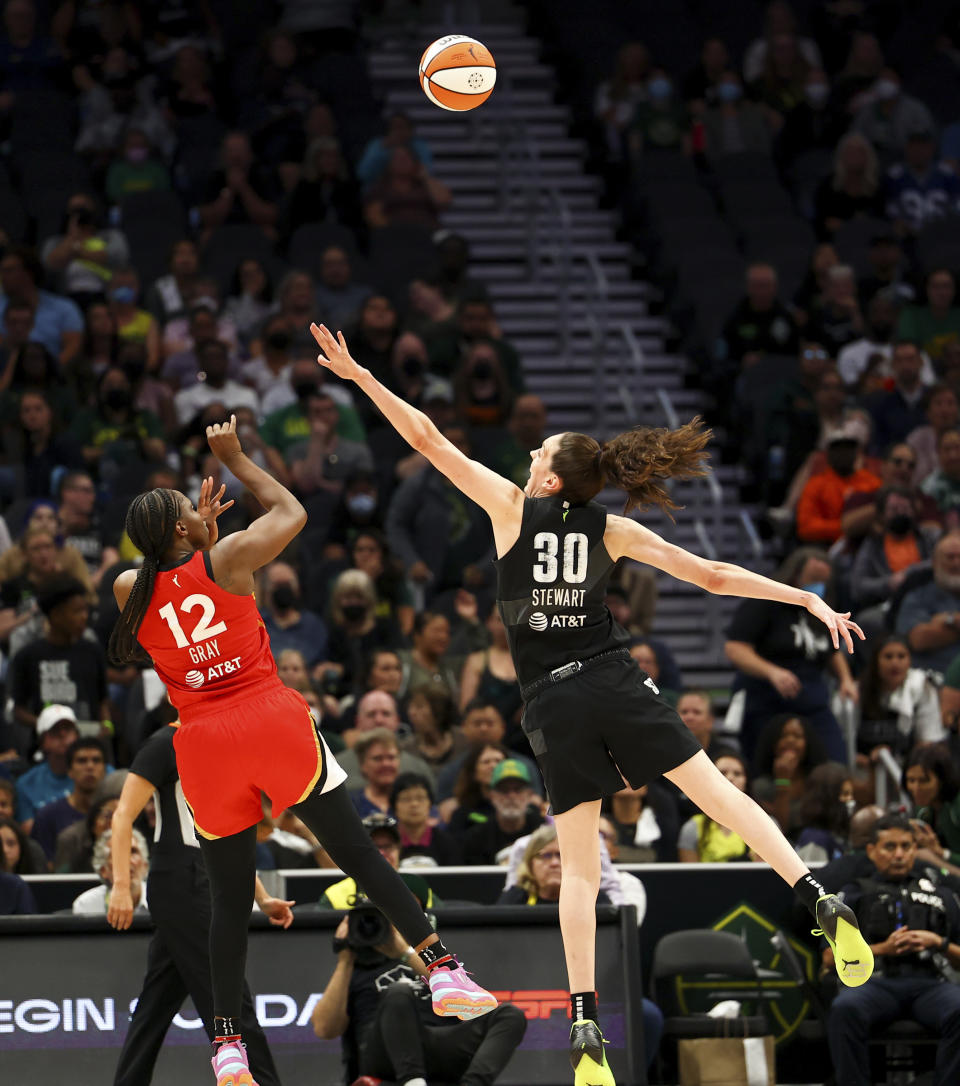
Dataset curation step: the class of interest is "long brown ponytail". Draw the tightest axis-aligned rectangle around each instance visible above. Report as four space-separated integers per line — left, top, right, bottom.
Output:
107 488 181 665
551 416 712 514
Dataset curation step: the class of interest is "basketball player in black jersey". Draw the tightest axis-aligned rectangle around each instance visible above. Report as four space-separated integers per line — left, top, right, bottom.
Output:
310 322 874 1086
106 724 292 1085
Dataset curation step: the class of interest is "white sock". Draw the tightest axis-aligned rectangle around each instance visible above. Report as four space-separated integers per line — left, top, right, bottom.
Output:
403 1079 428 1086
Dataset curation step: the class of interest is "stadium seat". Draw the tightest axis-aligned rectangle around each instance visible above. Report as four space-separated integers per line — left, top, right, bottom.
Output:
366 224 438 304
833 217 891 277
201 224 284 297
10 91 76 152
287 222 365 277
0 187 28 242
916 216 960 275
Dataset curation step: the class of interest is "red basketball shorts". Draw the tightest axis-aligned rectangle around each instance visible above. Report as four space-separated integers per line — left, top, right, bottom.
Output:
173 682 346 839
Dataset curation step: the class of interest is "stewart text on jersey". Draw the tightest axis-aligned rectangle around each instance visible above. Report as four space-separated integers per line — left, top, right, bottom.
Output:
495 496 629 689
136 550 281 722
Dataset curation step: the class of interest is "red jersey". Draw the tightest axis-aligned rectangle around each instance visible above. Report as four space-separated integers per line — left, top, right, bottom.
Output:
137 550 281 723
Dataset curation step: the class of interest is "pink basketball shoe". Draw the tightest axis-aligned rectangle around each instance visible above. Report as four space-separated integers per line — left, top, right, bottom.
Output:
428 962 498 1020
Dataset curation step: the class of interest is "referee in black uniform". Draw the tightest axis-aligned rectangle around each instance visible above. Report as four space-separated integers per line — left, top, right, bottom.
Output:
108 723 292 1085
310 320 875 1086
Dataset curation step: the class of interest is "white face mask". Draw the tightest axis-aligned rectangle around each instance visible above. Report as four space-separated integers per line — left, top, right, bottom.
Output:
874 78 899 101
844 798 857 815
805 83 830 107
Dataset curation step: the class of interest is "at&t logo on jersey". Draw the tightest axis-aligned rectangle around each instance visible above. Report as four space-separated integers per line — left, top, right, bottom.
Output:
528 611 549 631
185 670 205 689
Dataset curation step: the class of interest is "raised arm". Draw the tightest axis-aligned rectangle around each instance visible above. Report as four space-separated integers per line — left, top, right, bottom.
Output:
205 416 307 589
605 515 864 653
311 323 524 553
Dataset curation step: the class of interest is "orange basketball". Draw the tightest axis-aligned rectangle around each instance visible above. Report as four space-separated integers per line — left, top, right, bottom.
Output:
419 35 496 112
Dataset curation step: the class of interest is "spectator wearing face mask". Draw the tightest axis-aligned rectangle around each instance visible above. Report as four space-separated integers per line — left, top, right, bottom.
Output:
104 126 172 204
323 481 385 559
850 487 936 619
260 560 329 668
287 390 374 497
775 68 846 170
161 295 242 389
796 421 882 544
260 358 366 456
241 314 292 396
107 266 160 373
852 68 935 161
627 69 688 155
701 71 773 160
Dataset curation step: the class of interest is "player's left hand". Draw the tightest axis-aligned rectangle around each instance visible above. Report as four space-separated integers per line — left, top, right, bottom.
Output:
260 896 296 929
197 475 235 547
805 595 865 653
311 323 364 382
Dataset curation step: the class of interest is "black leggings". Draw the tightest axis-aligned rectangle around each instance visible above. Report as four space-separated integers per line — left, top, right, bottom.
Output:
198 781 435 1018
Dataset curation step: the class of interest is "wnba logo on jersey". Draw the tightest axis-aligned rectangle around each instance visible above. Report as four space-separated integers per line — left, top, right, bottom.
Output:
528 611 549 631
185 670 205 688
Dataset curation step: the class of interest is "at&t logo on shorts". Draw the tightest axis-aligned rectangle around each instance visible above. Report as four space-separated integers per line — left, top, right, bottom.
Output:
528 611 548 631
185 669 205 689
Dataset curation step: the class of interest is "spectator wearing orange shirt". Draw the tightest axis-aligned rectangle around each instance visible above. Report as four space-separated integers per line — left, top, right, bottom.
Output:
797 421 883 543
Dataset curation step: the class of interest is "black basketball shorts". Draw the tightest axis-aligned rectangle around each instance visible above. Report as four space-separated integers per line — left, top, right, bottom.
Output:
520 654 701 815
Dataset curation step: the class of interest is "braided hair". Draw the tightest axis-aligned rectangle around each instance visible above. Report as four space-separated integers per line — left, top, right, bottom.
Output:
108 488 182 664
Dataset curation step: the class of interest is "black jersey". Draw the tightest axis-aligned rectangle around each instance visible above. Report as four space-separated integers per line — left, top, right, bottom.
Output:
495 496 628 689
129 725 200 870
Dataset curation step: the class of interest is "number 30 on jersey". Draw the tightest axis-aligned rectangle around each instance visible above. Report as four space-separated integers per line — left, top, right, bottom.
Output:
533 531 587 584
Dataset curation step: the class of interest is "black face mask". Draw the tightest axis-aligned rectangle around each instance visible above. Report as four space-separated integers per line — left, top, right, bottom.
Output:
122 358 146 384
266 331 291 351
71 207 95 227
872 322 894 343
401 355 423 378
886 513 915 536
472 361 494 381
341 603 367 623
271 584 298 611
827 443 857 477
293 381 317 401
102 387 132 411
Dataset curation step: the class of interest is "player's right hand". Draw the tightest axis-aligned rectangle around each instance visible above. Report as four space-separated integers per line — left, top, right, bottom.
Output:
206 414 242 464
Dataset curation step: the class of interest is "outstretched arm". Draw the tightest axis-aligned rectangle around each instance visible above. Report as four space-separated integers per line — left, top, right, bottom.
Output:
606 515 864 653
311 324 524 548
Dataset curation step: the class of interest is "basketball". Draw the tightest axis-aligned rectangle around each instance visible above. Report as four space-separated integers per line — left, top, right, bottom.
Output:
419 34 497 112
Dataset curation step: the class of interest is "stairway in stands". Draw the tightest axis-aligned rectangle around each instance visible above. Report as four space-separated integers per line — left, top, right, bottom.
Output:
366 2 766 691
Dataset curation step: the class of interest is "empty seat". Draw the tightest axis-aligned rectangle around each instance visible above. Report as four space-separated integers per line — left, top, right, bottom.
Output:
201 224 283 296
366 224 437 303
10 91 76 152
0 187 28 241
834 216 891 276
287 222 364 277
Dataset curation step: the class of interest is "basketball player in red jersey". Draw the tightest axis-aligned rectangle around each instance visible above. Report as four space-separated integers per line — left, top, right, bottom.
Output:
109 417 496 1086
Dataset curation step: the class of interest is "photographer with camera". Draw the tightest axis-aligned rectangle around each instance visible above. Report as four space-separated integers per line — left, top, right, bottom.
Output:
313 814 527 1086
825 813 960 1086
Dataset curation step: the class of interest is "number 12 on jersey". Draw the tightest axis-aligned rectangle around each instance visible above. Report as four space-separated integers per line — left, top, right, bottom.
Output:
533 531 588 584
159 595 227 648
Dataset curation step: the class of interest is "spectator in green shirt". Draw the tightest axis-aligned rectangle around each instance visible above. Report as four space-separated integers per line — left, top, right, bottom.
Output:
70 367 166 480
105 128 172 205
898 269 960 363
260 357 366 459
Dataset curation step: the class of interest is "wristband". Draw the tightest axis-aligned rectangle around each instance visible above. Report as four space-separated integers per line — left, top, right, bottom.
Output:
102 719 115 736
402 945 416 964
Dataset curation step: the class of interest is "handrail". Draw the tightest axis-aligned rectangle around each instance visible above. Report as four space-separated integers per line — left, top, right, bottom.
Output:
875 746 909 809
694 518 718 561
618 323 644 423
738 509 764 561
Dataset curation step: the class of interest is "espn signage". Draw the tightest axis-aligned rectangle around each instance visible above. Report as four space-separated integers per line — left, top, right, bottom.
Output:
0 908 646 1085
